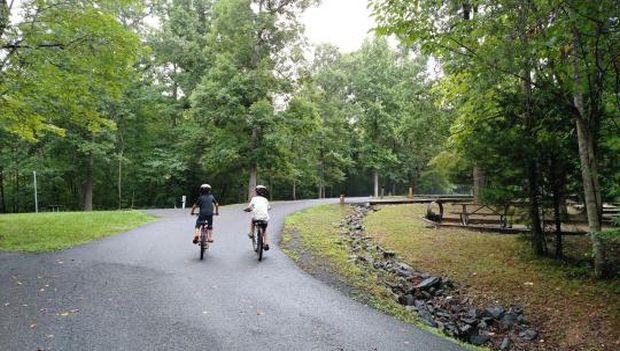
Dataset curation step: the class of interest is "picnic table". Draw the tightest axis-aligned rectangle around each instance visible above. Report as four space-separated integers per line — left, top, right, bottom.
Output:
47 204 62 212
451 202 510 228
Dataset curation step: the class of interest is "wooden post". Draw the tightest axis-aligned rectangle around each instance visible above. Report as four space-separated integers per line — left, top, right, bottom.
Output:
408 187 413 199
373 170 379 198
33 171 38 213
380 187 385 199
339 194 345 205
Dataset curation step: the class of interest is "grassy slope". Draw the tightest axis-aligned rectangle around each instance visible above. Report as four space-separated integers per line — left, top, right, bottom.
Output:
281 205 481 351
0 211 155 252
365 204 619 351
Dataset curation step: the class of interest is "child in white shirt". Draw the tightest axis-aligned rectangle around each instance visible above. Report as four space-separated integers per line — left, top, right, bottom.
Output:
244 185 271 250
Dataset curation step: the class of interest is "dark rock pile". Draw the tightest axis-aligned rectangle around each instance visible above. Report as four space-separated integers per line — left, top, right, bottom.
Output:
339 204 538 350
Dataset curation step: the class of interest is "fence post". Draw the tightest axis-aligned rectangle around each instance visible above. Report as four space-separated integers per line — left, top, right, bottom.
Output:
33 171 38 213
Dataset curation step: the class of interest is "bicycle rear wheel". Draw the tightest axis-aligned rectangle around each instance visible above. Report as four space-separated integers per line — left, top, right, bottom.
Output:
200 227 207 260
257 226 263 261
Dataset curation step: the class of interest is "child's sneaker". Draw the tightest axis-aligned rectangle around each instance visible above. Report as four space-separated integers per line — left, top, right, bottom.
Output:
248 232 254 239
192 236 199 244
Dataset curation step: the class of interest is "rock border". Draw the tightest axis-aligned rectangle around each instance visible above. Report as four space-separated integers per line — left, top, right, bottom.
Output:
339 204 539 351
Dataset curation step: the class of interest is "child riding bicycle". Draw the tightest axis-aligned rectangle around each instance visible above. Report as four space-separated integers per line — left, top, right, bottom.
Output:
243 185 271 251
190 184 219 244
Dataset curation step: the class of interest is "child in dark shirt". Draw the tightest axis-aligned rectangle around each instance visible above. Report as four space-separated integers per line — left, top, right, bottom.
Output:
190 184 219 244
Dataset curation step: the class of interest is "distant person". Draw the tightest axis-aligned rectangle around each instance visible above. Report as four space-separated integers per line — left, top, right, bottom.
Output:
190 184 219 244
244 185 271 250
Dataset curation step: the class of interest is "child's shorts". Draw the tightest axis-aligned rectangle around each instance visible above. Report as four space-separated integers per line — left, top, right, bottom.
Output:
252 218 268 230
196 215 213 229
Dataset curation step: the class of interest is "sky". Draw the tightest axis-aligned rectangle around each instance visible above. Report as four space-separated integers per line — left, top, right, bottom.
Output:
301 0 376 53
9 0 377 53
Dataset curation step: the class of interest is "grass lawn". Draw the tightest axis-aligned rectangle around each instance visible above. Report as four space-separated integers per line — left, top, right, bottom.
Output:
281 205 481 351
365 204 620 351
0 210 155 252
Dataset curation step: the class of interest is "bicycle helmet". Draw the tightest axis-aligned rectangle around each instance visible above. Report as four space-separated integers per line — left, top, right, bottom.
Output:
200 184 211 189
255 185 268 197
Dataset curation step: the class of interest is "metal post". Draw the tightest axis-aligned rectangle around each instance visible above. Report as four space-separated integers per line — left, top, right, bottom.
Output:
33 171 38 213
181 195 186 209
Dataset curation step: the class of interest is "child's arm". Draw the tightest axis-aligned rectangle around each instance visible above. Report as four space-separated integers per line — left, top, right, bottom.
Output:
190 203 198 215
243 198 254 212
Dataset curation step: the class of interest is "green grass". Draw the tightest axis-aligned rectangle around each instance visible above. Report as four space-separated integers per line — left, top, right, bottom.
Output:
281 205 483 351
0 210 155 252
364 204 620 351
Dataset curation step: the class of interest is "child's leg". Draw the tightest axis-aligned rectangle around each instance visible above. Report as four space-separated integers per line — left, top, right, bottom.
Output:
192 226 200 244
207 216 214 242
248 220 255 238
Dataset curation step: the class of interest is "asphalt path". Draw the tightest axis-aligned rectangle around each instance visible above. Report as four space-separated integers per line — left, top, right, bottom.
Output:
1 199 465 350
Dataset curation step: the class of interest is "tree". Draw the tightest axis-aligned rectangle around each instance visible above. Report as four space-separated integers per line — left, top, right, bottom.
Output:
371 0 619 272
190 0 314 200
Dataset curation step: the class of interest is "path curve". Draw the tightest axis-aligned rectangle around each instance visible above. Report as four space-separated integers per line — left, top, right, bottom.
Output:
0 199 465 350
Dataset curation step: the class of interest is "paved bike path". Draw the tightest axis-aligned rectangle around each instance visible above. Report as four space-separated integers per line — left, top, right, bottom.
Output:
0 199 465 350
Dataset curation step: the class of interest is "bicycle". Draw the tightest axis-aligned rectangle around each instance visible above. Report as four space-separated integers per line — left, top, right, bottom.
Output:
250 220 268 261
199 223 209 260
193 215 210 260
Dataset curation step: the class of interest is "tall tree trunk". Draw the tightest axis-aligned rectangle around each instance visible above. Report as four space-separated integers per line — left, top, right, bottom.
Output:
269 175 273 201
552 171 563 259
292 181 296 200
572 23 604 276
527 162 545 255
553 188 563 259
13 168 19 212
520 38 545 255
472 166 486 203
373 170 379 198
551 154 566 259
0 167 5 213
117 151 123 210
248 163 257 201
248 125 258 201
82 154 94 211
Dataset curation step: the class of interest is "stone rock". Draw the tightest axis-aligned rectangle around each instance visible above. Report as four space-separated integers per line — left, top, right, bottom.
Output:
459 324 474 337
500 337 510 350
485 306 505 319
469 333 490 346
396 267 412 278
418 310 437 328
382 251 396 260
460 317 477 325
416 276 441 290
468 308 481 319
500 312 519 330
519 329 538 341
398 294 415 306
